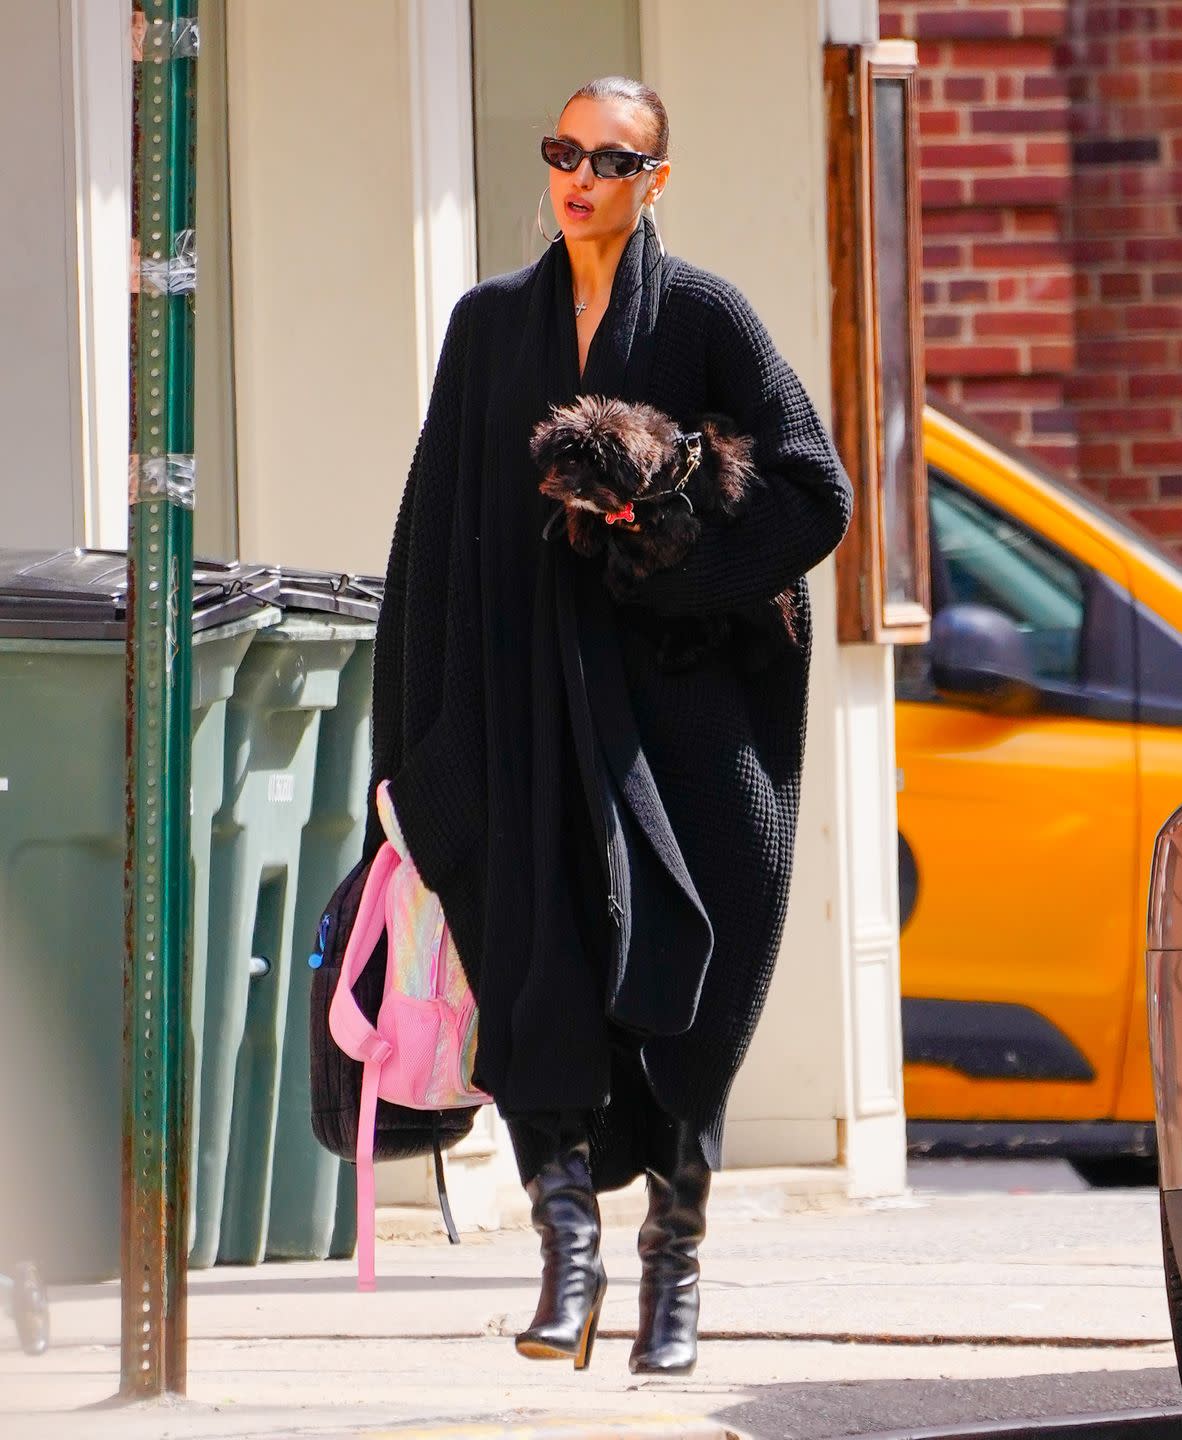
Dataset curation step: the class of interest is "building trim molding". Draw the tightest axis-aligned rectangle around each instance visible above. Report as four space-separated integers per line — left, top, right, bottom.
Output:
406 0 478 420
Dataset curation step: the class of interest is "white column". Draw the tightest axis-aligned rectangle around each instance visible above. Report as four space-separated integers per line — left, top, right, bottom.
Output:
69 0 133 550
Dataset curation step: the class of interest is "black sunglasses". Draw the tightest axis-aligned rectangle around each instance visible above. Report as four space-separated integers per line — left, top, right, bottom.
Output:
540 135 661 180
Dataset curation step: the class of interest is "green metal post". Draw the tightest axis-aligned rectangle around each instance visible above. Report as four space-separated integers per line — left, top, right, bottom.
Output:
122 2 199 1398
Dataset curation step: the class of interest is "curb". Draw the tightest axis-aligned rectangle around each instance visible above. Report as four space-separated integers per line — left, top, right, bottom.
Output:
353 1420 740 1440
860 1406 1182 1439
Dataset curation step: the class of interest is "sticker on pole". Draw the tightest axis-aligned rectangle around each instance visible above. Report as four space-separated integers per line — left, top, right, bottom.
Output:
268 774 295 804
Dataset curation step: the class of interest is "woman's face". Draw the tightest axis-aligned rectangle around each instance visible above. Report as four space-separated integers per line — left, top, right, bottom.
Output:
549 96 669 245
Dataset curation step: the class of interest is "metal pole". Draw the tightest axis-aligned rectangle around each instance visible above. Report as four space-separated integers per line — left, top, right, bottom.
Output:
121 2 199 1398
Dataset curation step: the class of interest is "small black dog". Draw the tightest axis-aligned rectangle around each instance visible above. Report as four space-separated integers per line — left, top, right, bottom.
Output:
529 394 795 669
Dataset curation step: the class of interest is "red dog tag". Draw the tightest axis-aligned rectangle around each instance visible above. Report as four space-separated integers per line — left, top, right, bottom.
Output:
604 502 635 526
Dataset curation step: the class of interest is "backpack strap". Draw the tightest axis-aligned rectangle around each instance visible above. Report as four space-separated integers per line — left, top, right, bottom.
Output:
325 844 397 1291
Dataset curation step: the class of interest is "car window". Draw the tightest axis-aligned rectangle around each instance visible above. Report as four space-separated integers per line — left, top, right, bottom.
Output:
896 469 1087 700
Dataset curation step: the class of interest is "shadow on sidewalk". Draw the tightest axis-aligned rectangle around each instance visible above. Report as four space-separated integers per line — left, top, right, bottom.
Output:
714 1365 1182 1440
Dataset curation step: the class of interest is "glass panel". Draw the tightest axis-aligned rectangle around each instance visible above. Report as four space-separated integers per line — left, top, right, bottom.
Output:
872 76 918 608
929 476 1086 683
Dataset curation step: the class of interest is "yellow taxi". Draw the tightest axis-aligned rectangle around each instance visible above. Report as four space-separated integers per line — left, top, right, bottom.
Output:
898 400 1182 1184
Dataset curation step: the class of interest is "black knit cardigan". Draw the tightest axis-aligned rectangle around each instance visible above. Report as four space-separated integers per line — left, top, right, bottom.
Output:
364 214 853 1188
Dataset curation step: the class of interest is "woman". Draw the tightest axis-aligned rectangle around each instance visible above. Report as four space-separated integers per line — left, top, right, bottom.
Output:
364 76 852 1375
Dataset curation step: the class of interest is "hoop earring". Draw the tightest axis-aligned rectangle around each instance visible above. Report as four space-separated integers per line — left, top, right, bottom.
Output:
646 200 666 258
537 188 562 244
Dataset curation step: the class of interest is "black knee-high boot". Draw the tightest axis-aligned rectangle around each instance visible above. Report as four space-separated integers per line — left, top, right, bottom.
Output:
514 1139 607 1370
629 1125 711 1376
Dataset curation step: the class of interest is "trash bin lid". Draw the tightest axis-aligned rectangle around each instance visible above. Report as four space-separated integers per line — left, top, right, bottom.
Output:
0 549 280 639
273 566 383 621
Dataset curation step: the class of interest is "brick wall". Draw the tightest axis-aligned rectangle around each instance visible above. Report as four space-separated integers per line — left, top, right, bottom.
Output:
880 0 1182 555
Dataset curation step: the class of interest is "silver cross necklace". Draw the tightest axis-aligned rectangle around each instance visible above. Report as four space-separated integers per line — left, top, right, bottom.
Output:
574 295 588 317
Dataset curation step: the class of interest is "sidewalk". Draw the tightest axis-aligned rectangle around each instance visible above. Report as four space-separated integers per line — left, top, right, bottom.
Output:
3 1161 1181 1439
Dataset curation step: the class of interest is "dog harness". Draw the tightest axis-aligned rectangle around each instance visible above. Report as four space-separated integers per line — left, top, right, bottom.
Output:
604 431 703 526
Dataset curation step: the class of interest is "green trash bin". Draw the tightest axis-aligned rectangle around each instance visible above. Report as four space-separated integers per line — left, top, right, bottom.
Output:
0 549 279 1283
196 599 376 1267
265 571 378 1262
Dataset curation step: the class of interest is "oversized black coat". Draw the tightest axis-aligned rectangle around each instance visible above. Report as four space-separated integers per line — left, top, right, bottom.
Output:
363 213 852 1189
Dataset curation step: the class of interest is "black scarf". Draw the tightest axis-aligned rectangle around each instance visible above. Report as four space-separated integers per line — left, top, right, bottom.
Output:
460 212 713 1112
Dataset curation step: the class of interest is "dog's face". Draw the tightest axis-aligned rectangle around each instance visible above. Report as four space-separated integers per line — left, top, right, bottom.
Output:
530 396 665 517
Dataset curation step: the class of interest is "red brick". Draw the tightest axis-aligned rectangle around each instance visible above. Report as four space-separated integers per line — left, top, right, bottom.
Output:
1029 406 1077 435
1018 8 1067 40
996 74 1018 103
922 279 942 305
1152 273 1182 298
1076 305 1123 337
1075 171 1116 202
1133 441 1182 466
997 277 1022 302
879 8 904 35
1078 406 1176 435
945 75 987 102
921 141 1018 168
1105 476 1154 502
1027 272 1074 301
1075 203 1170 236
921 177 967 207
925 343 1023 376
1097 72 1145 101
970 174 1071 205
1077 338 1170 367
975 309 1074 338
1030 341 1076 370
1067 374 1125 402
1150 71 1182 100
1026 139 1071 165
1127 237 1182 263
1119 171 1182 201
923 242 964 268
1073 238 1121 263
924 208 1006 237
1027 441 1080 470
1024 74 1070 103
972 239 1071 268
1079 442 1124 471
1128 304 1182 331
961 376 1067 404
971 105 1071 134
1013 210 1063 236
1130 373 1182 399
1149 37 1182 62
949 278 990 302
920 108 962 138
1129 505 1182 537
1099 271 1145 300
925 312 964 340
948 40 1057 69
915 10 1012 40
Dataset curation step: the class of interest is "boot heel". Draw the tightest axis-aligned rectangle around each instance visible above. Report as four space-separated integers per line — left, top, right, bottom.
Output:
574 1278 607 1372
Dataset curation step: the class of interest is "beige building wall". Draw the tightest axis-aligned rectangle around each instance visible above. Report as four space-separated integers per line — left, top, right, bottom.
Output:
221 0 904 1209
641 0 904 1193
225 0 424 574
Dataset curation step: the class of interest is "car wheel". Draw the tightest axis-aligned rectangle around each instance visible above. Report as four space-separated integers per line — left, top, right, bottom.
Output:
1070 1155 1159 1188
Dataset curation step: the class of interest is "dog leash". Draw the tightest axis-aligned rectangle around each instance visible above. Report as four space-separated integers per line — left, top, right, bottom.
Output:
605 432 703 526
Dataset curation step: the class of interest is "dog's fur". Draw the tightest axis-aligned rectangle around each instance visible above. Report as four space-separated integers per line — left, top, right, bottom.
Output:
530 394 796 670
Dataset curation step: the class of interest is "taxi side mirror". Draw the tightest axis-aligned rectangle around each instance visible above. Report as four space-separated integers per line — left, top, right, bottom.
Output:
929 604 1040 715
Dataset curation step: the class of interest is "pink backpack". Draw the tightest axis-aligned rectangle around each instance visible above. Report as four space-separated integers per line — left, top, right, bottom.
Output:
328 781 491 1290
